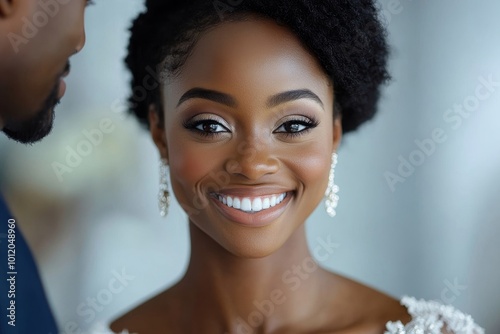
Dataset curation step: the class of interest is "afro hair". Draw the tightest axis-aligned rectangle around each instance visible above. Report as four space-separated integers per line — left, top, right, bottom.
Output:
125 0 390 133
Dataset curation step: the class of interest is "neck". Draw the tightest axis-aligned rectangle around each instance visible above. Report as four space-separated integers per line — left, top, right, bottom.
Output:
178 222 331 333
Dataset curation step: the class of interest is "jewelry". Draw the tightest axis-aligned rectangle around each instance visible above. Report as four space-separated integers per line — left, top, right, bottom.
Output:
324 152 340 217
158 158 171 217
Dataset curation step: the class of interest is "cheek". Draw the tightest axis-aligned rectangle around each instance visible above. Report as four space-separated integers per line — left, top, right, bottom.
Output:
169 143 213 190
37 5 84 60
166 129 225 199
297 147 330 185
282 140 332 200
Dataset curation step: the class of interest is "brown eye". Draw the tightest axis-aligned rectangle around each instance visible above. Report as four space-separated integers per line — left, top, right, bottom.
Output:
183 117 230 138
196 121 227 133
274 120 316 134
283 122 305 133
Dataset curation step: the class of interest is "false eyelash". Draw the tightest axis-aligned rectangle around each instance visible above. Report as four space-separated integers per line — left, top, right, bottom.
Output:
182 116 229 138
274 117 320 138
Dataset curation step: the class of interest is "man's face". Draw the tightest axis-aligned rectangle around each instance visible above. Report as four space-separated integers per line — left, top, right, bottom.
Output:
0 0 89 143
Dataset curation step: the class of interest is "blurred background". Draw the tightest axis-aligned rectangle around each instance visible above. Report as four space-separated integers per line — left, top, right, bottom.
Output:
0 0 499 332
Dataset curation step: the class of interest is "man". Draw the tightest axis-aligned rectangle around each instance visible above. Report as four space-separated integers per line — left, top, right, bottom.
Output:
0 0 91 332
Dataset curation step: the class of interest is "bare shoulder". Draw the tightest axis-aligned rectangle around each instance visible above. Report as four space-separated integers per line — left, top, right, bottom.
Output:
110 272 412 334
110 284 181 334
319 271 411 333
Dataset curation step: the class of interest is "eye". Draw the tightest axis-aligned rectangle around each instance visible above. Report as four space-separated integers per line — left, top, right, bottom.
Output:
274 116 319 138
277 122 307 133
194 120 228 133
183 115 230 138
85 0 95 7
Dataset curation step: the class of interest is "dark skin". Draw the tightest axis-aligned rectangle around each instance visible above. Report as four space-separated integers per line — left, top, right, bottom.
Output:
112 18 411 333
0 0 87 143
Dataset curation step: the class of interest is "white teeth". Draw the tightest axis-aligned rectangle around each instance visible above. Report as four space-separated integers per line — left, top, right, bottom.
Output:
216 193 287 212
233 198 241 209
241 198 252 212
252 198 263 212
262 198 270 209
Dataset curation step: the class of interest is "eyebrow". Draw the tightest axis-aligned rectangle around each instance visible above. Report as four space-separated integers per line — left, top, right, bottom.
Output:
177 88 237 108
266 89 324 109
177 88 324 109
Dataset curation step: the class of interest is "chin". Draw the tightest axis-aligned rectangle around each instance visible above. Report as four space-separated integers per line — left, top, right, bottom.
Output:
3 82 59 144
225 238 286 259
199 218 298 260
3 107 54 144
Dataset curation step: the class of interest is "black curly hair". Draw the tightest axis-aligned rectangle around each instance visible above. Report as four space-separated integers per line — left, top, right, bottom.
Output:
126 0 390 133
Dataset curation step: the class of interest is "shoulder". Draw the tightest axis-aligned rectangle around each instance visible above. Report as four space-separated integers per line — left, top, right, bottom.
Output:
385 296 484 334
109 286 181 334
317 273 412 332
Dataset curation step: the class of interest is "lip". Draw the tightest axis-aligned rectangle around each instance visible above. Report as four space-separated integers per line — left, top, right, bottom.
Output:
210 189 294 227
58 78 67 99
57 66 70 99
213 186 292 197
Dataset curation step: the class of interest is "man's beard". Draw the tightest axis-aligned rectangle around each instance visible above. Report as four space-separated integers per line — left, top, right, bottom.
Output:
3 80 60 144
3 61 70 144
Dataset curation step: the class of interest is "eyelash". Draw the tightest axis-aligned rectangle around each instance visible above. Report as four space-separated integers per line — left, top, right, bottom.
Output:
273 117 319 138
183 116 319 139
183 116 230 138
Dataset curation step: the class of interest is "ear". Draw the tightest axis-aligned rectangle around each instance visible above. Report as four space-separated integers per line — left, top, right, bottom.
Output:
0 0 14 17
0 0 33 43
149 104 169 162
0 0 25 18
332 114 343 153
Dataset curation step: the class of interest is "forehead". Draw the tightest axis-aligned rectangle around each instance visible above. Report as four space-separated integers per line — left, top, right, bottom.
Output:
164 18 332 105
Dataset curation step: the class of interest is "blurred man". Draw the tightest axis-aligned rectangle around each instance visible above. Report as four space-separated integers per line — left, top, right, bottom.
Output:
0 0 90 332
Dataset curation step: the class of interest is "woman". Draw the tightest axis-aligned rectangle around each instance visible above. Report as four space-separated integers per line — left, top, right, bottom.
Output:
98 0 484 333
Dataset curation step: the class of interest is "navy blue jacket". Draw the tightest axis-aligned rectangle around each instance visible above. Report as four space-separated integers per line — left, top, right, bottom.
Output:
0 193 58 334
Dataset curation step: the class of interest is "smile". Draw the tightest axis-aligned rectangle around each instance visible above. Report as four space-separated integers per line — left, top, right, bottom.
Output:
214 192 287 213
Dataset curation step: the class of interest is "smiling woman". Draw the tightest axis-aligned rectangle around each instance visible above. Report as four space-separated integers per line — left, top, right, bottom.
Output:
93 1 484 333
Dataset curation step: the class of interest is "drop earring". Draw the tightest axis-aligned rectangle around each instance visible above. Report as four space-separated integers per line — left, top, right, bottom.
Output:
325 152 340 218
158 158 170 217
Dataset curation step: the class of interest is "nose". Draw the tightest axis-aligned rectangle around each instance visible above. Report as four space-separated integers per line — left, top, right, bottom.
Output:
75 26 86 54
225 138 280 181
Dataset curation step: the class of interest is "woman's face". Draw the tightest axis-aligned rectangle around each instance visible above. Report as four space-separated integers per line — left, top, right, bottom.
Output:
151 18 342 258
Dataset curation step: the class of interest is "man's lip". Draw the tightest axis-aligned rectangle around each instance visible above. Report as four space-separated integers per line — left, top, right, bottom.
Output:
211 187 294 198
58 79 67 99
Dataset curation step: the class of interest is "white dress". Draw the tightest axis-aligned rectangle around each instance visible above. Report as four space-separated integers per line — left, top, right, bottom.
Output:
89 296 484 334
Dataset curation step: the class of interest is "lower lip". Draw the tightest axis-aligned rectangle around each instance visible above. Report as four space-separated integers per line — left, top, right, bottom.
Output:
210 192 293 227
58 78 66 98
